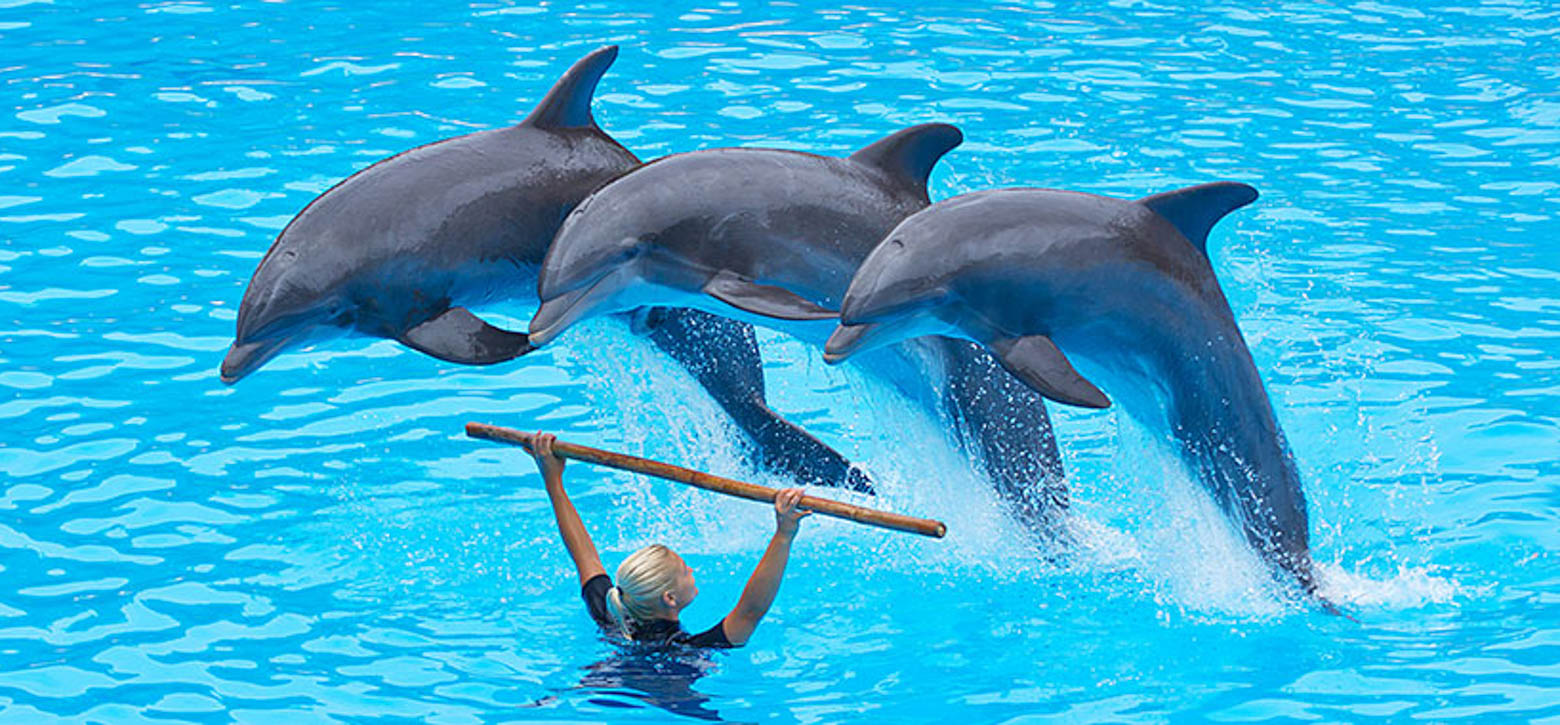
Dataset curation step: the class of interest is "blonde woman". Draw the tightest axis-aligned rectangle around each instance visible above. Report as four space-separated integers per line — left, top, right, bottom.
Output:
529 432 810 648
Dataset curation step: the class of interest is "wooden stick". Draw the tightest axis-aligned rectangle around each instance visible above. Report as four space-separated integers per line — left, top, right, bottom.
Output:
465 422 947 539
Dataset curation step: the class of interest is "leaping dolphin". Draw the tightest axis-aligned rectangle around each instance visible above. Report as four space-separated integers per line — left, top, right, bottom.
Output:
527 125 1069 527
222 45 870 493
824 183 1330 599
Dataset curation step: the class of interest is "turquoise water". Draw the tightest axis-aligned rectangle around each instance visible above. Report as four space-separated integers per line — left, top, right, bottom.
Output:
3 1 1557 721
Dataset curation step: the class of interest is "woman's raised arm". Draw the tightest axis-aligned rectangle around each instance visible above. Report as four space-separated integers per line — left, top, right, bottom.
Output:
531 432 607 586
721 487 811 646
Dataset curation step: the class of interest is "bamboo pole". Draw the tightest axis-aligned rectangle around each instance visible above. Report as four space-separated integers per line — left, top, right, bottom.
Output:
465 422 946 539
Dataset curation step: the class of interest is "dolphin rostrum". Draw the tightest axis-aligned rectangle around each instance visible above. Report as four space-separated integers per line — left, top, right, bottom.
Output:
825 183 1331 599
527 125 1069 526
222 45 871 493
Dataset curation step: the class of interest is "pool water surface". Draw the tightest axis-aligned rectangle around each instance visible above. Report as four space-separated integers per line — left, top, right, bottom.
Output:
1 1 1557 722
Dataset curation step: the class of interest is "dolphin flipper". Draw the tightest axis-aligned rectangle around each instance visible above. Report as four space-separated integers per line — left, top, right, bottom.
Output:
399 307 534 364
702 270 839 321
635 307 873 494
938 339 1068 529
1138 181 1259 257
988 335 1111 409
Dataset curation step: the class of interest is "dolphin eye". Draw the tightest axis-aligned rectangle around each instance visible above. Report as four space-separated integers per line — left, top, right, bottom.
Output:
887 238 904 250
614 235 651 264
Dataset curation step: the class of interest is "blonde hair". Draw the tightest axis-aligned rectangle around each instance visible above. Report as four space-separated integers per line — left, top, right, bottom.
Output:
604 544 682 640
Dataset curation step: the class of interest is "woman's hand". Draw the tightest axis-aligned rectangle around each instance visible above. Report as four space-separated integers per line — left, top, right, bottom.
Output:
773 488 812 538
529 431 566 483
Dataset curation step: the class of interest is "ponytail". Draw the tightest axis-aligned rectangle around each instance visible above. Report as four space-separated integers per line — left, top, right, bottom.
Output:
603 584 633 639
607 544 681 641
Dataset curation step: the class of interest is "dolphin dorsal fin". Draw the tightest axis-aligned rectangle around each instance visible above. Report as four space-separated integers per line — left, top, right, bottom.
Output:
522 45 618 130
1138 182 1259 259
849 123 964 200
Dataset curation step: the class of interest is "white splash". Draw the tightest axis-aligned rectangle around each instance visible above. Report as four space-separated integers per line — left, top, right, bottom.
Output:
1313 561 1462 610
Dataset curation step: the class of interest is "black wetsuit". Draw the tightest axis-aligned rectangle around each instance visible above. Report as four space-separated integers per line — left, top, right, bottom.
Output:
582 574 732 648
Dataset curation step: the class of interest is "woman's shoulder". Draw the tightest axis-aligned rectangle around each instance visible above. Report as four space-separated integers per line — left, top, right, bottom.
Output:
582 573 615 629
674 621 734 649
582 572 612 596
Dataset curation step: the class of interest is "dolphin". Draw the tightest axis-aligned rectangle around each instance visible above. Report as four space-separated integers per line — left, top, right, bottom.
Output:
222 45 870 493
824 183 1329 599
222 46 636 380
527 125 1069 526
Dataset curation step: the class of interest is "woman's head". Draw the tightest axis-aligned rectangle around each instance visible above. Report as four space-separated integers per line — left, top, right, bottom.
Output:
603 544 698 639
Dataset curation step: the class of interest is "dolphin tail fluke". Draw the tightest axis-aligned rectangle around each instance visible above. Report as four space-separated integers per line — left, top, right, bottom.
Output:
636 307 875 495
757 425 876 494
1278 548 1357 620
1291 558 1358 621
849 123 964 200
939 338 1070 528
1138 181 1259 258
399 307 534 364
522 45 619 130
1316 595 1357 621
987 335 1111 409
1303 575 1356 621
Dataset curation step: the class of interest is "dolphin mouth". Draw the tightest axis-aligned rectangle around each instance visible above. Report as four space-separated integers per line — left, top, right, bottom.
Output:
822 323 883 364
220 337 289 384
529 266 631 347
825 310 960 364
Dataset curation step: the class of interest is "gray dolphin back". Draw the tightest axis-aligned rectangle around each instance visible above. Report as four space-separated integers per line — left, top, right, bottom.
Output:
533 122 967 331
